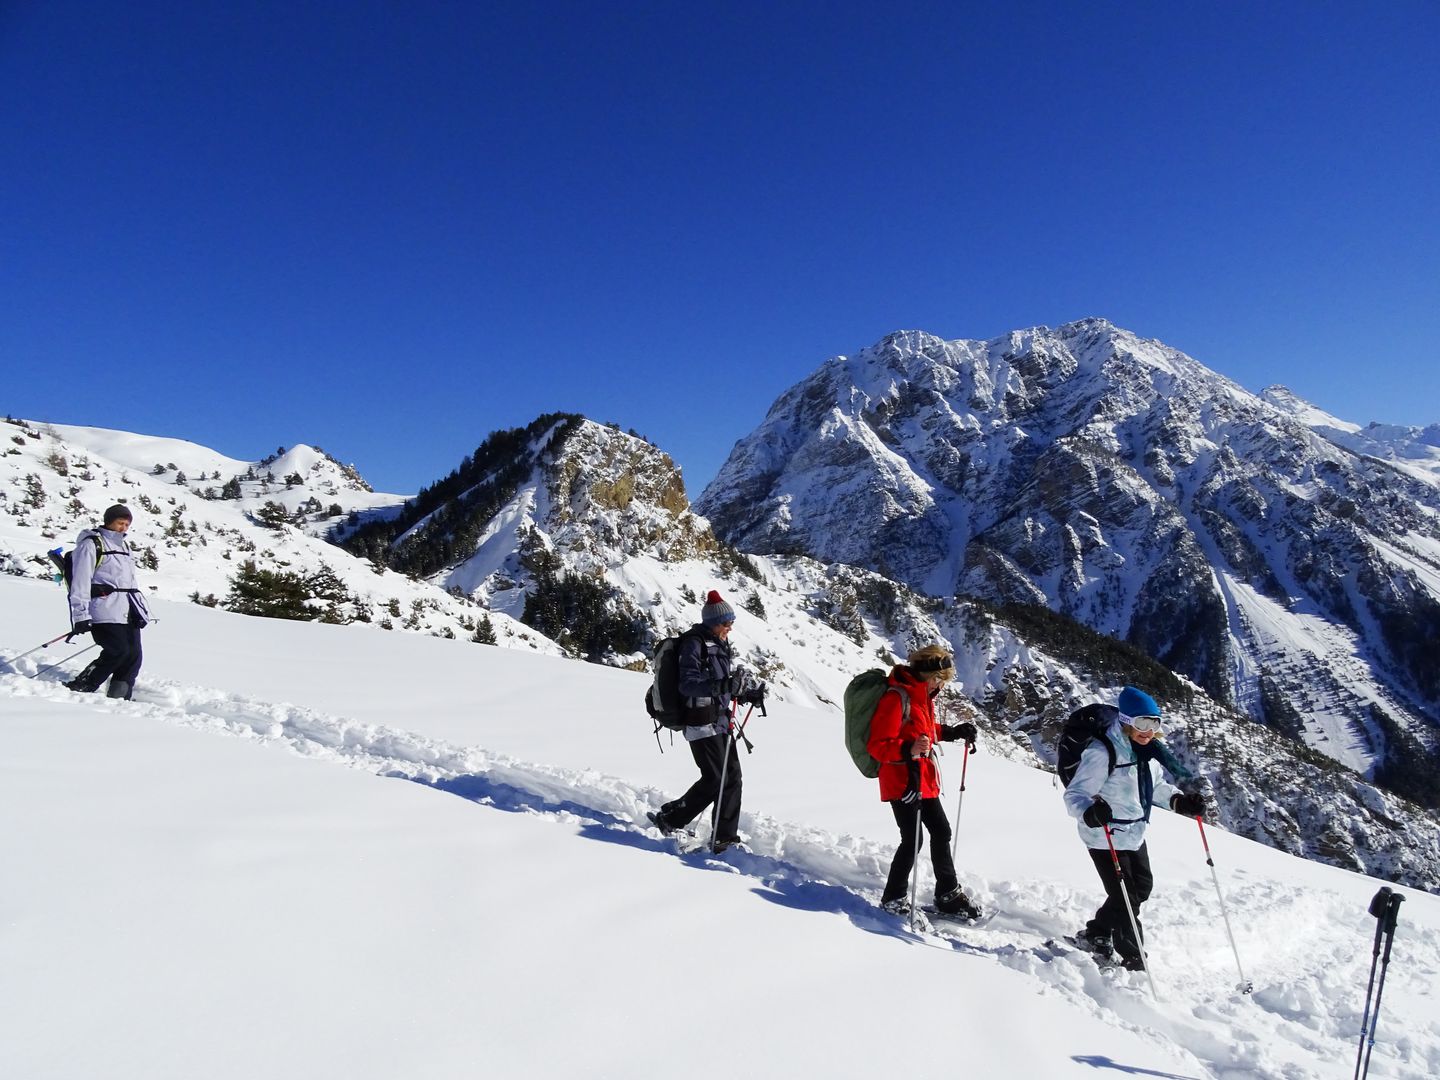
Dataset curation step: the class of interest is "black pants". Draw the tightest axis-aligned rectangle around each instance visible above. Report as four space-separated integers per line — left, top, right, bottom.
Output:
660 732 742 840
881 798 958 904
74 622 143 695
1086 842 1154 960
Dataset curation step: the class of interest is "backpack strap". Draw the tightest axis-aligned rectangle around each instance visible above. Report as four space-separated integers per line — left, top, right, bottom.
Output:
881 685 911 764
889 686 910 725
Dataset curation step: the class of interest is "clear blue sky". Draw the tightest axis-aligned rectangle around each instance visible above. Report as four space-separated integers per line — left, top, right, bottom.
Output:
3 2 1437 495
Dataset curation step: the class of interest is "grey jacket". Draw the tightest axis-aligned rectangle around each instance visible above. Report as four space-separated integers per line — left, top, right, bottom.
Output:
68 527 151 627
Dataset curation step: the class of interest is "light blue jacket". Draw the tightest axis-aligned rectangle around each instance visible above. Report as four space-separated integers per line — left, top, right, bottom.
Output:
68 527 151 627
1063 716 1179 851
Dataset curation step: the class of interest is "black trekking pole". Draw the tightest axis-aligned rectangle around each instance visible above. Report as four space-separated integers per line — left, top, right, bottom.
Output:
1355 886 1405 1080
0 631 73 672
34 643 98 679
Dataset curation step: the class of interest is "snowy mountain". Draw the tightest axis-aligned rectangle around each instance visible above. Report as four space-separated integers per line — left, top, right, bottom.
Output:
696 321 1440 809
1261 385 1440 486
322 408 1440 890
5 409 1438 890
3 575 1439 1080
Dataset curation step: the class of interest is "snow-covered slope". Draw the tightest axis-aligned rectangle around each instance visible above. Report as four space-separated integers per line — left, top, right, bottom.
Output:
8 411 1438 889
697 322 1440 804
0 416 555 650
3 575 1438 1080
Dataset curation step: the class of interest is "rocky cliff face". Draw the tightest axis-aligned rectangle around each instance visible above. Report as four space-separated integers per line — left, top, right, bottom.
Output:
697 320 1440 805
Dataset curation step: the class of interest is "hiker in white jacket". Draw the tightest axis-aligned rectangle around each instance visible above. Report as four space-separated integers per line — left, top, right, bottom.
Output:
1063 686 1204 969
65 503 151 699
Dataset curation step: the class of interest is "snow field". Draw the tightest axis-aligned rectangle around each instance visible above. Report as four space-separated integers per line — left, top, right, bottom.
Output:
3 578 1438 1078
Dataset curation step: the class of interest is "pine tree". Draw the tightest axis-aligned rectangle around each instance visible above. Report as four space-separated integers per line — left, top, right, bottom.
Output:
224 561 313 621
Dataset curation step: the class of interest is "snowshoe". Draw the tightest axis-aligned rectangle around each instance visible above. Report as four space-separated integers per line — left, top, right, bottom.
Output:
932 886 983 920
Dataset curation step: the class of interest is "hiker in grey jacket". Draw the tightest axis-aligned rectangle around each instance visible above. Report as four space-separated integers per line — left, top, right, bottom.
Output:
1063 686 1203 970
65 503 151 699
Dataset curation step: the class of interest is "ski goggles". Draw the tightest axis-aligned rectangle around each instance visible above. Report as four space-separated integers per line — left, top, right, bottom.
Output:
1120 711 1163 736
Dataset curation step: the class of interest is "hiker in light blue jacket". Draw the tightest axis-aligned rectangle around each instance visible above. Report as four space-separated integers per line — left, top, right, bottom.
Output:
65 503 152 699
1063 686 1204 969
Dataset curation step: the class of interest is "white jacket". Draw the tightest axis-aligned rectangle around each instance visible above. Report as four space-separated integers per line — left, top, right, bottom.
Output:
1063 716 1179 851
68 527 151 627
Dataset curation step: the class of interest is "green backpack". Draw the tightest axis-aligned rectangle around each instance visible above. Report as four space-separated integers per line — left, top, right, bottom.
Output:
843 669 909 778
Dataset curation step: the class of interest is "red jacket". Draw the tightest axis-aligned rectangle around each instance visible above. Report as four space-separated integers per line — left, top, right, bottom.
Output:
866 667 942 802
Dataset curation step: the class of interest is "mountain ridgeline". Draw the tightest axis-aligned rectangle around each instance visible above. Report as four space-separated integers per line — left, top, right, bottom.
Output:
341 413 587 577
696 320 1440 808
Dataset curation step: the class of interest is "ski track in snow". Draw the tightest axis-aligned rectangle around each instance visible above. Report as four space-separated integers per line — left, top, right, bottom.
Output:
4 663 1438 1080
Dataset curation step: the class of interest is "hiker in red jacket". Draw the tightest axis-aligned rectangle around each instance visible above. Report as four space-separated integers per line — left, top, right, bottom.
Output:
868 644 981 918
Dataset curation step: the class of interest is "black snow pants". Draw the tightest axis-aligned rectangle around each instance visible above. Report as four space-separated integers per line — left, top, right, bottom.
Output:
72 622 143 695
881 798 958 904
1086 842 1154 961
660 731 742 840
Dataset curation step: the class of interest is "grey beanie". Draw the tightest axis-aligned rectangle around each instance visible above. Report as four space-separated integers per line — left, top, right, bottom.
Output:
701 590 735 626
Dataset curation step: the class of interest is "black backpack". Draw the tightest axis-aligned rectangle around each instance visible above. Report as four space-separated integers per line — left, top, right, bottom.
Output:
1057 701 1194 789
1056 703 1120 787
644 630 702 743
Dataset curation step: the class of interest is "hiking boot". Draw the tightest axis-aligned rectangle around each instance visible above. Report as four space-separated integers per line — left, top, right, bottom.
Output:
1118 953 1147 972
881 897 911 916
106 680 132 700
711 836 744 854
934 886 983 920
64 677 97 693
646 810 679 835
1073 929 1114 957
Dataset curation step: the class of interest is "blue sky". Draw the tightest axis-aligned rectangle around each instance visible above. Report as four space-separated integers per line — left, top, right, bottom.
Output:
3 2 1437 495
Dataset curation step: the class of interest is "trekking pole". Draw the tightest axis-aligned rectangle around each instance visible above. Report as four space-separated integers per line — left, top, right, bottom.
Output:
0 631 73 672
950 741 970 860
710 703 739 854
1353 888 1389 1080
907 795 925 933
1196 817 1252 994
1356 887 1405 1080
35 643 98 679
1103 824 1159 1001
733 703 756 753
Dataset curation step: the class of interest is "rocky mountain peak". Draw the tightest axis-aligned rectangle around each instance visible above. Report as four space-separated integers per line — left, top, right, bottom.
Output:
698 324 1440 807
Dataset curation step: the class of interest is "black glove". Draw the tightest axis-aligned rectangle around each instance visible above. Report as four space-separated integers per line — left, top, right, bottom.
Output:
942 722 978 750
1171 792 1205 817
67 620 92 642
900 757 923 805
737 682 767 707
726 669 754 697
1083 798 1113 829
